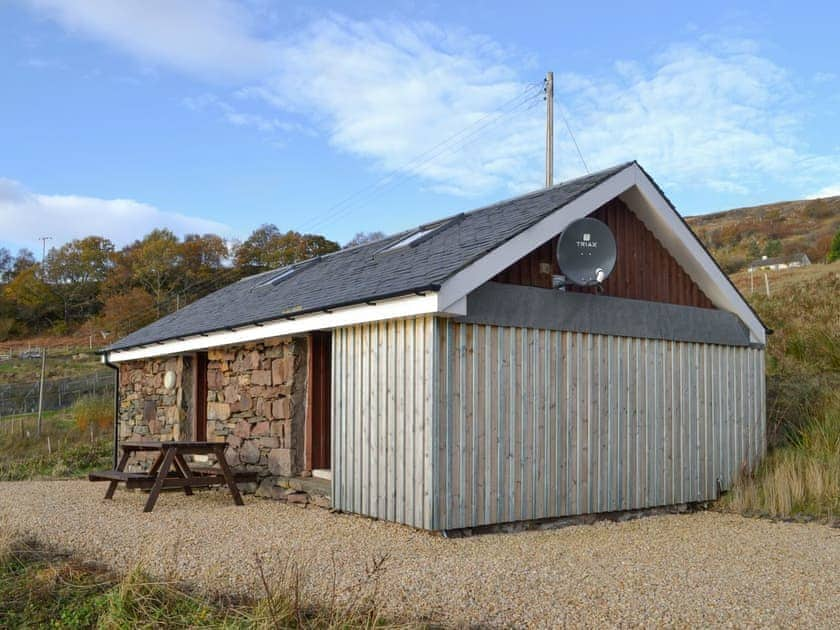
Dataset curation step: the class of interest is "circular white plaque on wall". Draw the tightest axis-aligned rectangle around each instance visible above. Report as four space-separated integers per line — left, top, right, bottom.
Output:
164 370 176 390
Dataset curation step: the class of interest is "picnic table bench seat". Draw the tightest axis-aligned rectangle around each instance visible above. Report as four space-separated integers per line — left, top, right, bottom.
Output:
88 440 249 512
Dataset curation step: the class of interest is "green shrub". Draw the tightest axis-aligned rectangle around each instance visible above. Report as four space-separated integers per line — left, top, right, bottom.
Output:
827 228 840 262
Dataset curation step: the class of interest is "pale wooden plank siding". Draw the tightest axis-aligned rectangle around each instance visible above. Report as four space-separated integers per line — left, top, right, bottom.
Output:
333 316 764 531
331 316 436 530
434 320 765 530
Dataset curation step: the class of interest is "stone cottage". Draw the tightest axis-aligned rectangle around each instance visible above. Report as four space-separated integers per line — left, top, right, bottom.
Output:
103 162 767 531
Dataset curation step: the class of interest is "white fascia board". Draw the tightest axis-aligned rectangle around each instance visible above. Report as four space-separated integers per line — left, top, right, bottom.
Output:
622 164 766 344
437 165 637 311
104 292 455 363
436 162 764 345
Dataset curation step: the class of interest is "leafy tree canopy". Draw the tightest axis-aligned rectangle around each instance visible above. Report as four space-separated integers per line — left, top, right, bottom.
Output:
234 225 339 272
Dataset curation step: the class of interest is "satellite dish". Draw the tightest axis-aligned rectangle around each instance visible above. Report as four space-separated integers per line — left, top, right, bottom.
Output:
555 217 617 286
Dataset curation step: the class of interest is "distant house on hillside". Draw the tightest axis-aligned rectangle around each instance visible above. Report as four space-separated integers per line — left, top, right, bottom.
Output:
747 253 811 272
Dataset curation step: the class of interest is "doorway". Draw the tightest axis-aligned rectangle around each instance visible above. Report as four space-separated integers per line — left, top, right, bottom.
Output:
306 331 331 473
192 351 208 441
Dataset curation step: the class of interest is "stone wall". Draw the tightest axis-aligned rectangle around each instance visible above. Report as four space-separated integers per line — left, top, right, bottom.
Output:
117 336 308 477
206 336 307 477
118 356 190 470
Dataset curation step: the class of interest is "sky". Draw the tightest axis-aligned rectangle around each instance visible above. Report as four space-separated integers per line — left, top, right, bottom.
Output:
1 0 839 255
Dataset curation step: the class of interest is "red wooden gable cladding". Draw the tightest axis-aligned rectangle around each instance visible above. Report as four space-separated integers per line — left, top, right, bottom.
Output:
492 198 715 308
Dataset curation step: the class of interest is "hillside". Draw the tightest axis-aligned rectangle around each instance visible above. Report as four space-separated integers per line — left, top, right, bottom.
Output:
686 195 840 273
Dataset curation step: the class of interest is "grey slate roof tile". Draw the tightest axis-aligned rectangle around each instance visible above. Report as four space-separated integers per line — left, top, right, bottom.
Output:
107 163 631 351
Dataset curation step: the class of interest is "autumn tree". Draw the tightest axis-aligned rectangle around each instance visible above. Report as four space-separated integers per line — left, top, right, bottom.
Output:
178 233 229 295
234 225 339 273
43 236 115 325
10 249 36 278
95 287 157 339
126 229 182 315
2 266 61 332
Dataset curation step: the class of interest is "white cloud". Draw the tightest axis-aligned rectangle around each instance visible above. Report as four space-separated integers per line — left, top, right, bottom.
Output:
0 178 230 249
182 93 313 137
22 1 840 201
808 184 840 199
25 0 277 81
25 1 546 195
551 41 840 193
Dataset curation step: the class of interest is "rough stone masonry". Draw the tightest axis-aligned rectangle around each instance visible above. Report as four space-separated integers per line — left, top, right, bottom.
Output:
117 336 308 479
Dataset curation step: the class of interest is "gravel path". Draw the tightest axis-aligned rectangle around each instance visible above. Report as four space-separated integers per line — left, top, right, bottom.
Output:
1 480 837 627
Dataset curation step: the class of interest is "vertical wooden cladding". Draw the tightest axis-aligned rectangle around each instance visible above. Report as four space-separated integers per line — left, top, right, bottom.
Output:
492 198 715 309
331 316 436 530
435 320 765 530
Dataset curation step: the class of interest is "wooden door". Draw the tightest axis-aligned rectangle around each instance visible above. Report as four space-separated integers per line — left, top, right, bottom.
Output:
193 351 208 441
307 332 331 470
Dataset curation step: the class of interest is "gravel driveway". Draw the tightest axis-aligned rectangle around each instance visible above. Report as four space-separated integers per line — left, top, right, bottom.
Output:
1 480 837 627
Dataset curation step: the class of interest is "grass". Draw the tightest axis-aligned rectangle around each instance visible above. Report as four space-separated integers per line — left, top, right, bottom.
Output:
0 346 102 384
723 396 839 521
0 402 111 481
718 262 840 522
0 535 391 629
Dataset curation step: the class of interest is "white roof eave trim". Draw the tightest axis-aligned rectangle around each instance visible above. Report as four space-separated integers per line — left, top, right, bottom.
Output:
103 291 462 363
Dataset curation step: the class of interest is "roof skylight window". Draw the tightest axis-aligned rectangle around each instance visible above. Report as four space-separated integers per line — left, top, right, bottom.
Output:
258 267 295 287
382 227 436 252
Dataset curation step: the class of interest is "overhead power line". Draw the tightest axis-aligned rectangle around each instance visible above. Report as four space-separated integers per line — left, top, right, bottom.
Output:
553 95 589 174
294 82 544 234
83 79 558 344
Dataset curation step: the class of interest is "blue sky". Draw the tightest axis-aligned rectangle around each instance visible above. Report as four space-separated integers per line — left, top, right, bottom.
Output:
2 1 839 254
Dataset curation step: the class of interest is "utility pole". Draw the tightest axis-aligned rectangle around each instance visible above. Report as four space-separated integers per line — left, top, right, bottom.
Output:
37 346 47 437
545 71 554 188
39 236 52 262
38 236 52 279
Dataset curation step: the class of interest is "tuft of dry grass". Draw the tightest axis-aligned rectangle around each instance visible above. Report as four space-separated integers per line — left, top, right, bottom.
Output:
0 532 396 629
725 396 839 521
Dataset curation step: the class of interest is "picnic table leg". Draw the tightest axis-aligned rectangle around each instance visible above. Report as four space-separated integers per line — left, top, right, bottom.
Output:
148 450 166 476
144 447 177 513
105 450 130 500
173 453 195 496
214 446 244 506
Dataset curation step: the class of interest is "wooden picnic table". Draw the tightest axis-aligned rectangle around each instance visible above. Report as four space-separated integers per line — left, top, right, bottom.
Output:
89 440 247 512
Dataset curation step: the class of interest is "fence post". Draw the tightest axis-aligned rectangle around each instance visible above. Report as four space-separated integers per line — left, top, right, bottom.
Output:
37 347 47 437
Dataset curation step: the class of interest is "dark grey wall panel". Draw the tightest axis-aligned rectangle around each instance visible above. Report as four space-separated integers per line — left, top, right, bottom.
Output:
462 282 753 347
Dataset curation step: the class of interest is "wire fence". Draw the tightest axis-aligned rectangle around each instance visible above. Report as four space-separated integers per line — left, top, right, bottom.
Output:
0 369 115 418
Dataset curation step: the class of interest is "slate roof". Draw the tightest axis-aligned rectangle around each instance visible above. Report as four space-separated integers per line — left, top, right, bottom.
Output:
107 163 631 351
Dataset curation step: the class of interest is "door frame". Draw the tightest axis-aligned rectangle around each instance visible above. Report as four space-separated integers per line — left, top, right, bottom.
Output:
305 331 331 471
192 351 208 441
